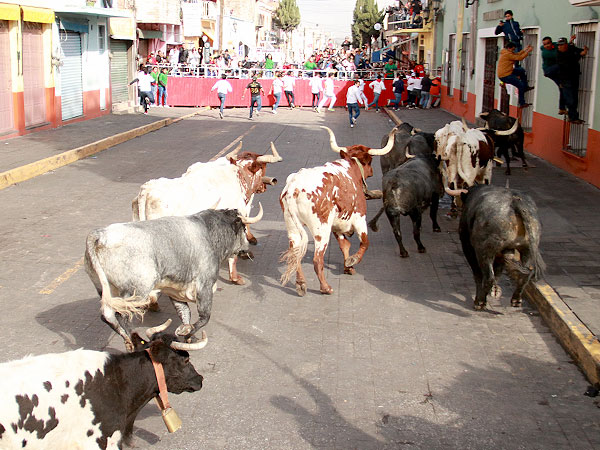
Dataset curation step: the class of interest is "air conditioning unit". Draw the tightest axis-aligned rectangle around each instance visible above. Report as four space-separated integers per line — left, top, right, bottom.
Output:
569 0 600 5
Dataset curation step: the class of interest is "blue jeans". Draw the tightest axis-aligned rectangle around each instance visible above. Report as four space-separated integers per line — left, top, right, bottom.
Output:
273 92 281 111
368 93 381 110
389 92 403 109
561 77 580 121
500 66 528 106
250 96 262 117
158 85 167 106
420 91 430 108
284 90 295 107
218 93 226 114
312 92 320 107
348 102 360 124
544 65 565 110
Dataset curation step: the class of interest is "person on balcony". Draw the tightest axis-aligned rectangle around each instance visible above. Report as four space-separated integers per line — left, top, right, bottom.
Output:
497 41 534 108
495 10 523 52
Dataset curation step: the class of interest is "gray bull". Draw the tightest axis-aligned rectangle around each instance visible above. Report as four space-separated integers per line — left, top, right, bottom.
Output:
85 207 262 350
459 185 545 310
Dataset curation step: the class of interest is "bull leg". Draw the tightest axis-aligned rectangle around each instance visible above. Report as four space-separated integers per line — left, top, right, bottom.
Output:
190 286 213 339
313 237 332 295
333 232 355 275
460 234 484 310
171 298 193 337
385 209 409 257
408 209 425 253
228 256 245 285
430 193 441 232
501 145 512 175
368 206 385 232
344 221 369 269
475 260 495 310
505 250 533 307
246 225 258 245
101 305 135 352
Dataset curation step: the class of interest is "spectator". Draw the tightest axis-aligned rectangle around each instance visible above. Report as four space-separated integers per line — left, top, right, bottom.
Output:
406 71 418 107
387 75 405 110
283 71 296 108
341 37 352 51
420 73 432 108
541 35 574 116
178 45 188 67
304 56 317 76
264 53 274 78
309 72 323 111
242 75 264 120
384 59 397 78
317 72 337 113
188 48 201 69
168 46 179 67
355 73 368 108
367 75 386 112
211 73 233 119
147 52 157 65
223 49 231 66
429 76 441 108
556 37 589 124
157 67 169 108
412 72 422 106
411 13 423 29
156 50 165 64
270 71 284 114
497 41 534 108
495 10 523 52
346 79 364 128
150 66 160 105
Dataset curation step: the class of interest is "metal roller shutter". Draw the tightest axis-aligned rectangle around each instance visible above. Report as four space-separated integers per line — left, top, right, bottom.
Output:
110 39 129 103
60 31 83 120
0 20 13 134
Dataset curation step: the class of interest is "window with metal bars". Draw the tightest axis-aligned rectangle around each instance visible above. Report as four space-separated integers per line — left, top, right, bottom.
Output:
447 34 455 96
459 34 469 103
520 29 538 132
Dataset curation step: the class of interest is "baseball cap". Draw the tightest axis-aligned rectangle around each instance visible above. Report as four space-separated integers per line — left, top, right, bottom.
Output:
557 37 568 45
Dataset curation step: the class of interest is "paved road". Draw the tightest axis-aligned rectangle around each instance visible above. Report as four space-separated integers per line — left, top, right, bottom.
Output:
0 106 598 449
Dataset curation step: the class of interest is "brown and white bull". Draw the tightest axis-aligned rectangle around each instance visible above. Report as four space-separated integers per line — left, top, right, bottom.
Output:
279 126 398 296
132 142 281 285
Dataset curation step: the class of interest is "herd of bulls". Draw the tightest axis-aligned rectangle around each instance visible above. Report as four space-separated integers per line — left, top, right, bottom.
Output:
0 109 545 449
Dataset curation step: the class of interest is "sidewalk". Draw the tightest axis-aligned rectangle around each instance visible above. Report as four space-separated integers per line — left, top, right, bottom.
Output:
1 104 599 388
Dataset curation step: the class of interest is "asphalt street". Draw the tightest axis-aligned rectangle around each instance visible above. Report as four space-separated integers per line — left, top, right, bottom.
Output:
0 106 598 449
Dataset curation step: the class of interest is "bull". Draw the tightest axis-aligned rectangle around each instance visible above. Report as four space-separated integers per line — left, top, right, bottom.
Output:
280 125 398 296
132 141 281 285
0 320 206 449
369 135 444 257
479 109 527 175
85 207 262 350
380 122 435 175
459 185 545 310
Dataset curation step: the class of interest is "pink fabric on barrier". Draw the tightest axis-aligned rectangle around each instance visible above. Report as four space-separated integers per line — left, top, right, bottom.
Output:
166 78 407 108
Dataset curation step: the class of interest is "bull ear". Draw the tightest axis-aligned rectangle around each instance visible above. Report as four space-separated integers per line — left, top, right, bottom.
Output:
131 332 150 351
340 149 348 159
149 340 172 363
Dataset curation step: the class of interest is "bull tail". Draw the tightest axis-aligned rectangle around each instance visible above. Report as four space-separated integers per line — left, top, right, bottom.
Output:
511 195 546 281
86 233 150 320
368 206 385 232
279 193 308 287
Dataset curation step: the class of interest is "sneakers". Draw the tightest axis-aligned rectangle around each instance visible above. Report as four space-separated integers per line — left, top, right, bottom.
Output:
365 106 369 111
328 108 334 111
316 108 322 113
351 117 356 124
272 110 277 114
386 99 391 106
350 124 354 128
255 111 260 117
219 111 223 119
249 116 253 120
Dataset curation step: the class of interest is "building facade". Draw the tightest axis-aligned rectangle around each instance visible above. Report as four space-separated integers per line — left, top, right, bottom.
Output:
436 0 600 188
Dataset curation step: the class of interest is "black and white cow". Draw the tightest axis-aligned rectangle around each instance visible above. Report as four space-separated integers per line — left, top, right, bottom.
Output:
459 185 545 310
85 207 262 350
369 135 444 257
0 321 206 449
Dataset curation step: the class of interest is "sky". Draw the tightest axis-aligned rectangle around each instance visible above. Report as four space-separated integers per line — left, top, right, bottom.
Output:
296 0 397 42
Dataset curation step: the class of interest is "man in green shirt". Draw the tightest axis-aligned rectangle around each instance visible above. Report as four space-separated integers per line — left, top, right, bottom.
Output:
541 35 573 115
304 56 317 76
384 61 397 78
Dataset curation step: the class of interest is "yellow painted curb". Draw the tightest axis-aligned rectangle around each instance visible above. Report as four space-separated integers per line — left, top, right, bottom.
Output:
525 282 600 387
0 110 203 191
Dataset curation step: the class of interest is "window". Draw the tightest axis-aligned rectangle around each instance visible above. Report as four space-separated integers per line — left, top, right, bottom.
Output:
459 34 470 103
447 34 455 96
98 24 105 53
520 29 538 131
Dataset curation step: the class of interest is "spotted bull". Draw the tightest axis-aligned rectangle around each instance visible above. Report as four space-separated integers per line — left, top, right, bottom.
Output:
0 322 206 449
280 126 397 296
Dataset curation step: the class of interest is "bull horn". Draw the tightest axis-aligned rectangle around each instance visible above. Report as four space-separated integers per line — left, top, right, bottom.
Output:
480 111 489 118
320 126 346 153
461 117 469 131
210 198 221 209
240 202 263 224
225 141 243 160
368 126 398 156
405 145 416 159
493 119 519 136
170 330 208 351
144 319 172 339
445 186 469 196
261 176 277 185
256 142 283 163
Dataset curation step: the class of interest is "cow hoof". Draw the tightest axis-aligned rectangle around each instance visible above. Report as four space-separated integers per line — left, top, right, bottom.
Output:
175 324 194 337
296 283 307 297
344 255 360 267
231 276 246 285
490 284 502 299
147 301 161 312
368 221 379 232
248 237 258 245
433 226 441 233
473 302 486 311
418 247 426 253
400 251 409 258
320 286 334 295
344 266 356 275
238 250 254 260
511 298 522 307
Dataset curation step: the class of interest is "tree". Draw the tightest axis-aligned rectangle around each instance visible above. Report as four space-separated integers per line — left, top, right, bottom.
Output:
352 0 384 49
273 0 301 61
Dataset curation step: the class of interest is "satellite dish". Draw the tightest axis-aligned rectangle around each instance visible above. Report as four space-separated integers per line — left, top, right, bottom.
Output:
374 23 382 31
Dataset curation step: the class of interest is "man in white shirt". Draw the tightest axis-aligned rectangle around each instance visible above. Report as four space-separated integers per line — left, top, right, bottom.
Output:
309 72 323 111
355 74 369 109
406 72 419 108
282 71 296 108
346 79 365 128
129 67 155 114
211 73 233 119
317 72 337 113
270 71 284 114
367 75 386 112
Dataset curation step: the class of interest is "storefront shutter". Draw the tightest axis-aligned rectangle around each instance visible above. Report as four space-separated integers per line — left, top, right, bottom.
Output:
60 31 83 120
110 39 129 103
